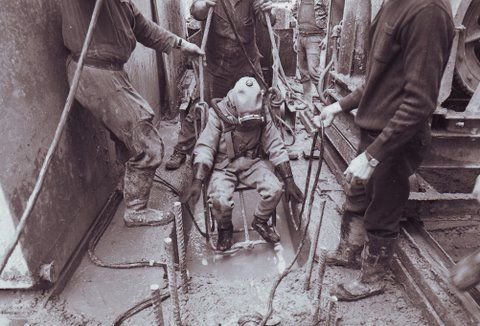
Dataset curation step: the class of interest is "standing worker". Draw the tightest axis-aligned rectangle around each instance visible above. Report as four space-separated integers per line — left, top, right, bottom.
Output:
61 0 203 227
165 0 275 170
182 77 303 251
291 0 328 107
314 0 454 300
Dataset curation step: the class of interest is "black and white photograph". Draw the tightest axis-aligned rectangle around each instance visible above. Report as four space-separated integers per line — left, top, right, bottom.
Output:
0 0 479 324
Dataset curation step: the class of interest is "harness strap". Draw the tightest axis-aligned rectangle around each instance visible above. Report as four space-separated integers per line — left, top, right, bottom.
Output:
225 131 236 160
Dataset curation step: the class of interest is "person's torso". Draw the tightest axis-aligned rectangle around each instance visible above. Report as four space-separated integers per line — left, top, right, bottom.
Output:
355 0 452 130
62 0 137 64
298 0 325 34
206 0 260 74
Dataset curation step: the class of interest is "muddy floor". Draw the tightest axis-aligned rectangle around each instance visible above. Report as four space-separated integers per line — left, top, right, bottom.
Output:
0 115 428 325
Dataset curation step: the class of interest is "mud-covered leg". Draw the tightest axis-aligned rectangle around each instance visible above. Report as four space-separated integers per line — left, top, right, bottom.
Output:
208 169 237 251
240 160 283 243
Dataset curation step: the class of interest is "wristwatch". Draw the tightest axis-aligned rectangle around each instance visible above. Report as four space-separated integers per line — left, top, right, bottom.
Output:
174 37 183 49
365 151 379 168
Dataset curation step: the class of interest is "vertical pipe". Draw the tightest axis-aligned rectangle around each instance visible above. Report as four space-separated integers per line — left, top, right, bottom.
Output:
327 296 339 326
311 248 327 325
238 190 250 242
304 209 323 290
174 202 188 294
352 0 371 76
150 284 165 326
164 238 182 326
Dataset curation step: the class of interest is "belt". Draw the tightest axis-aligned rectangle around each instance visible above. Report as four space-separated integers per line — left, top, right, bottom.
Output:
299 30 324 37
71 54 124 71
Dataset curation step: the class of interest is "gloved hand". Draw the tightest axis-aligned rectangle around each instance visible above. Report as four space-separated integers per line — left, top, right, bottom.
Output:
284 178 304 203
181 179 203 205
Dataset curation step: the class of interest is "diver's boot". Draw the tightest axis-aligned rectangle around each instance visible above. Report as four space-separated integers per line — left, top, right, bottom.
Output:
326 213 365 269
252 215 280 243
332 233 398 301
216 221 234 251
123 166 174 227
165 150 187 170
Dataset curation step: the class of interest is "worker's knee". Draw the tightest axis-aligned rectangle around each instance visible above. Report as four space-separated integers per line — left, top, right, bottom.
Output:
261 177 284 202
208 191 234 217
130 120 164 169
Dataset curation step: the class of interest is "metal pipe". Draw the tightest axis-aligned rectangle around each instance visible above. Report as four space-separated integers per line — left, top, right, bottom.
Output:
164 237 182 326
311 247 328 325
0 0 105 276
238 190 250 242
150 284 165 326
304 201 324 290
174 202 188 294
327 296 339 326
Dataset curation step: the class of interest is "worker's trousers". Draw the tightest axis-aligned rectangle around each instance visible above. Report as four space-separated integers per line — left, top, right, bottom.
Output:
344 126 430 237
208 158 283 226
67 58 163 209
296 34 323 84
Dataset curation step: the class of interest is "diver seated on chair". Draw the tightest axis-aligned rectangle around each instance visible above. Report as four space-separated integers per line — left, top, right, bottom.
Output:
182 77 304 251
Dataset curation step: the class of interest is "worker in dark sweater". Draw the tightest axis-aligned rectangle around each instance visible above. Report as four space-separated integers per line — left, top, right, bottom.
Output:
314 0 455 301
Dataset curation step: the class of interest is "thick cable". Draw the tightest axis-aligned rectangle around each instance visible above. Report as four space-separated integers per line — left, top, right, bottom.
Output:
0 0 105 276
260 126 325 326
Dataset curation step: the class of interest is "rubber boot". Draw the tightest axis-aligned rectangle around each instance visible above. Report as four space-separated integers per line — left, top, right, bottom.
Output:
123 166 174 227
331 233 398 301
216 221 234 251
326 213 366 269
165 150 187 170
450 248 480 291
252 215 280 243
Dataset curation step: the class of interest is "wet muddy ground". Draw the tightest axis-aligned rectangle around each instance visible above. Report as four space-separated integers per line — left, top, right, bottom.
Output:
0 117 429 325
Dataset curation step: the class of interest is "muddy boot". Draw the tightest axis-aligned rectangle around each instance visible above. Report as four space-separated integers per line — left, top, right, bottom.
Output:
252 215 280 243
326 213 366 269
216 221 234 251
165 150 186 170
123 166 174 227
332 233 398 301
450 249 480 291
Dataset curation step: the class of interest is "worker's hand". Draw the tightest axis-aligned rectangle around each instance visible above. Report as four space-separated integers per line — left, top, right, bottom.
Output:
180 40 205 57
313 102 342 128
344 152 375 185
253 0 274 13
203 0 217 8
473 175 480 203
284 178 304 203
181 179 203 205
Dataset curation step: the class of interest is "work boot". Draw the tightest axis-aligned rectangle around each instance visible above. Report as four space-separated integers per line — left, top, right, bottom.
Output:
123 166 174 227
326 213 366 269
165 150 186 170
216 221 234 251
252 216 280 243
331 233 398 301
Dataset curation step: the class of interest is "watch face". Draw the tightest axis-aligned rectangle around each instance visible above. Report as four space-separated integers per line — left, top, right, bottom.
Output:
370 159 379 167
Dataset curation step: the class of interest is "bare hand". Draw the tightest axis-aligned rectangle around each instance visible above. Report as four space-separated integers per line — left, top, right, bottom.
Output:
344 152 375 184
204 0 217 7
473 175 480 203
313 102 342 128
180 40 205 57
254 0 273 13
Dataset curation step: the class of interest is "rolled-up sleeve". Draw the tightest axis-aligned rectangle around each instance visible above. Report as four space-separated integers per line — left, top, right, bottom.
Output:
262 118 289 166
131 2 177 53
194 109 222 169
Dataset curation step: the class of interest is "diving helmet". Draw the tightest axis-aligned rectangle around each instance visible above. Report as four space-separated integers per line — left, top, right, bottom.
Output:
227 77 265 131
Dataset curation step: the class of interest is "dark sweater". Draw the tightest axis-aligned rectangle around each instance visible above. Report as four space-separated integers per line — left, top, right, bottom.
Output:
338 0 454 161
